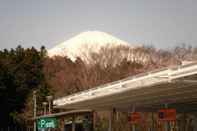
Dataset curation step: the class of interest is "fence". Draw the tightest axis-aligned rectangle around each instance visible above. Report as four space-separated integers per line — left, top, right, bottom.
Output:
0 126 33 131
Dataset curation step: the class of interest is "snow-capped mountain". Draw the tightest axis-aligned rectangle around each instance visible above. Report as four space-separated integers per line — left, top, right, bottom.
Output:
48 31 131 61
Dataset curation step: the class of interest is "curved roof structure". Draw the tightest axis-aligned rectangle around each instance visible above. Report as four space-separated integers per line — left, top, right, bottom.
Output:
54 62 197 111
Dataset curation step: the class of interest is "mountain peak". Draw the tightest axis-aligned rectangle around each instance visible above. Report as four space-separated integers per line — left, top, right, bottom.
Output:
48 31 131 60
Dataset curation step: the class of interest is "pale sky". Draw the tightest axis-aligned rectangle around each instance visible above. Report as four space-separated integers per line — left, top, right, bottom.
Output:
0 0 196 50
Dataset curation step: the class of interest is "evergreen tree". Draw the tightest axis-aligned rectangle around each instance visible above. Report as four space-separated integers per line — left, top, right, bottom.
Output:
0 46 51 128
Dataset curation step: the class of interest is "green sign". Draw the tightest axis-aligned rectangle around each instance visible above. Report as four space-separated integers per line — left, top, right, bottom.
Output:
37 117 58 129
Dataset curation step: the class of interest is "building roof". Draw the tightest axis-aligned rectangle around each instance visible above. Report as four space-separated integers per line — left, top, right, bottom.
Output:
34 109 92 120
53 62 197 111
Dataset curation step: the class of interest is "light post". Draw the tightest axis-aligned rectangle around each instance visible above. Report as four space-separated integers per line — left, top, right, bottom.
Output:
33 91 37 131
42 102 47 115
46 95 53 114
46 95 53 131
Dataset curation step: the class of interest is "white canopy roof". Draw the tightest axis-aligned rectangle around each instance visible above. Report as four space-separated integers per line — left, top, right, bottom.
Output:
54 62 197 111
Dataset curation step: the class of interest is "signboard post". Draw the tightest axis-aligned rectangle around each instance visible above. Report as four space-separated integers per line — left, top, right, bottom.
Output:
158 109 176 131
37 117 58 130
158 109 176 121
129 112 142 124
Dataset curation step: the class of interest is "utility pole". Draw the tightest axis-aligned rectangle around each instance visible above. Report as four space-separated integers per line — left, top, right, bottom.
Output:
46 95 53 131
33 91 37 131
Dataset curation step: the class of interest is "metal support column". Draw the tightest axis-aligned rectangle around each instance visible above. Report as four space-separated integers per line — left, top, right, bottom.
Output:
151 112 154 131
132 106 136 131
93 111 96 131
164 104 169 131
72 115 76 131
108 109 113 131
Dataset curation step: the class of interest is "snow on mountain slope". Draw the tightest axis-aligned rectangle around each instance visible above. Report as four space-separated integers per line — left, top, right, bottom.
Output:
48 31 131 61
